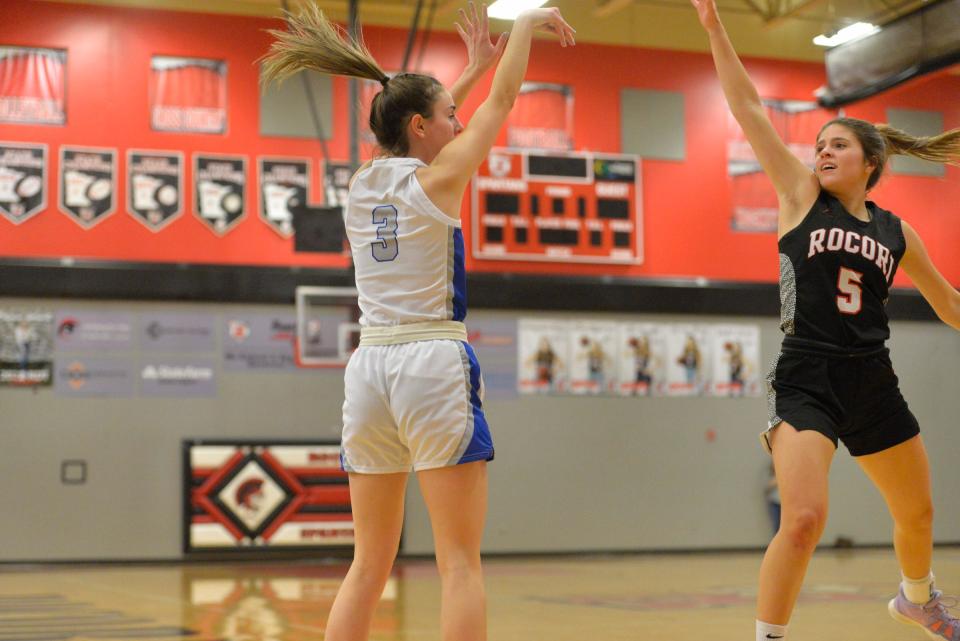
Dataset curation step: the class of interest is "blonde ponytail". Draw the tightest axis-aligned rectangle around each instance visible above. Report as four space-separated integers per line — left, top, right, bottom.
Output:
260 2 387 87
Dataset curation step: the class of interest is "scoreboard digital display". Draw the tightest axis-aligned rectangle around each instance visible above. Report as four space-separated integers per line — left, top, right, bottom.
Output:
471 148 643 265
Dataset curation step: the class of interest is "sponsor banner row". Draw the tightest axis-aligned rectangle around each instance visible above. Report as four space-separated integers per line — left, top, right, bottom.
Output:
0 142 351 237
518 319 763 398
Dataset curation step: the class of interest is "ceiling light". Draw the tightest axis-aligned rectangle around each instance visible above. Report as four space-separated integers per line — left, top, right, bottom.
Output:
488 0 549 20
813 22 880 47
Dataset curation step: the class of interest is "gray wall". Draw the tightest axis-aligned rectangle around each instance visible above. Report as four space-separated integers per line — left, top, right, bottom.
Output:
1 298 958 562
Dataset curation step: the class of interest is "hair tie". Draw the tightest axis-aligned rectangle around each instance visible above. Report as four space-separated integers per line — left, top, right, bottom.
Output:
379 75 390 88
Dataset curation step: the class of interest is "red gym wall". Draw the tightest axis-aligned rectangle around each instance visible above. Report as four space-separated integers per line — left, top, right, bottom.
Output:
1 0 957 288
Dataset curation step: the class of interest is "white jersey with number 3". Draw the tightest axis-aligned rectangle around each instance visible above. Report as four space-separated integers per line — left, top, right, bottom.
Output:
345 157 466 328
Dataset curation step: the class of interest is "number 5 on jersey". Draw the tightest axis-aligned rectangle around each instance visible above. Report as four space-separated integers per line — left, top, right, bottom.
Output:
371 205 399 262
837 267 863 315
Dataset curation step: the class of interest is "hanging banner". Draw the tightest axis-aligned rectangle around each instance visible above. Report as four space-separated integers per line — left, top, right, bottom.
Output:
506 82 574 150
665 324 711 397
729 99 834 233
127 150 184 231
323 160 353 208
150 56 227 134
0 310 53 386
616 322 669 397
258 157 310 238
59 146 117 228
707 324 762 397
0 47 66 125
0 142 46 224
194 154 246 236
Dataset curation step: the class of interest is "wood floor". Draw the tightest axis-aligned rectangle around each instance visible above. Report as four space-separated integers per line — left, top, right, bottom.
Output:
1 547 957 640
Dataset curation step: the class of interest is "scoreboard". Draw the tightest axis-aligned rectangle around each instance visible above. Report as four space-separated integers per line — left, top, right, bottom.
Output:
471 148 643 265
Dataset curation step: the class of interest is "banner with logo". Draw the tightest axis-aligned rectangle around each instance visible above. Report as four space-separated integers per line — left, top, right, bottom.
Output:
139 359 217 397
0 142 47 225
517 319 570 395
184 441 353 551
0 310 53 386
59 146 117 228
0 47 66 125
55 358 134 397
707 324 762 397
323 161 353 208
616 322 669 396
55 311 134 351
194 154 246 236
665 324 711 397
567 321 619 395
258 158 310 238
127 150 184 231
141 313 216 352
223 313 301 372
150 56 227 134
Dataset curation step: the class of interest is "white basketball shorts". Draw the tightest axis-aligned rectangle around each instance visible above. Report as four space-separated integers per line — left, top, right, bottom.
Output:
340 339 494 473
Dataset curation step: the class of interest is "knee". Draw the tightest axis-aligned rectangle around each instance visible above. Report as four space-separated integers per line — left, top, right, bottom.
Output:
897 500 934 531
780 506 827 551
352 546 399 580
435 549 481 581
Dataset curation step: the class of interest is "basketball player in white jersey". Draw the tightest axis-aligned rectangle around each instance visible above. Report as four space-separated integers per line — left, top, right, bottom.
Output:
693 0 960 640
262 4 575 641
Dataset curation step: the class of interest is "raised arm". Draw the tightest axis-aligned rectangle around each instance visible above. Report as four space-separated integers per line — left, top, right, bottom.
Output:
691 0 818 228
899 221 960 330
448 2 507 107
418 7 575 216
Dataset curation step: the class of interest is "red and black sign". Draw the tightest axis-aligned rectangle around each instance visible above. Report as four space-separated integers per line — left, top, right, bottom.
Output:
59 146 117 228
258 157 310 238
193 154 246 236
127 150 183 231
0 142 46 224
0 47 66 126
150 56 227 134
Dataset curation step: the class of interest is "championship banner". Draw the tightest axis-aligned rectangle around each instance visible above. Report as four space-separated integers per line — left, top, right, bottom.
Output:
506 82 574 150
258 157 310 238
194 154 246 236
323 160 353 208
127 150 184 231
0 310 53 387
0 47 66 125
150 56 227 134
728 99 834 233
0 142 46 225
184 441 353 552
59 146 117 228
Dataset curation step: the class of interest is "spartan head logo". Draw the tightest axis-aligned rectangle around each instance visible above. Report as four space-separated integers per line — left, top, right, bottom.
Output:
235 478 265 513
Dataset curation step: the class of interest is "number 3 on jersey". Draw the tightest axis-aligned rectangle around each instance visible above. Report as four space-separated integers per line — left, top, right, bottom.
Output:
837 267 863 315
371 205 399 262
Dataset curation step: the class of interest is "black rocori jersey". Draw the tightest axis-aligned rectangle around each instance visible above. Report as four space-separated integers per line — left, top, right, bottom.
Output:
777 190 906 351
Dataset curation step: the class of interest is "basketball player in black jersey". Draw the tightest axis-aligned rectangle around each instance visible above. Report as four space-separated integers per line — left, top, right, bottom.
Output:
693 1 960 640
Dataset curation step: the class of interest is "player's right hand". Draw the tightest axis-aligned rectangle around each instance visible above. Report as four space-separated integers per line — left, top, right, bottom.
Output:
516 7 576 47
690 0 722 32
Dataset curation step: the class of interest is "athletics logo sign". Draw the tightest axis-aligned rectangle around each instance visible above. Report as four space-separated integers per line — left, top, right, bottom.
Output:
59 146 117 228
194 154 246 236
0 142 47 225
127 150 183 231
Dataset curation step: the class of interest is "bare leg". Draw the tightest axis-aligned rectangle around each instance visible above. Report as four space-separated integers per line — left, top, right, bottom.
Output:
855 435 933 580
325 472 408 641
417 461 488 641
757 423 836 624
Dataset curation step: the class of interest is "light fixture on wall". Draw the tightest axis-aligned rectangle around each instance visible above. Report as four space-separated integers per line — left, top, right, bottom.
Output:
813 22 879 47
488 0 549 20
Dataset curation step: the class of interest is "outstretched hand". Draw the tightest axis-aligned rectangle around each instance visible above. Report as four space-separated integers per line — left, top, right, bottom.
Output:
517 7 576 47
455 2 508 73
690 0 722 32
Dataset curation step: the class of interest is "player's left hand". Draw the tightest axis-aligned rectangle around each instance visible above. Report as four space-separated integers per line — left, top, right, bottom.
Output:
455 2 508 73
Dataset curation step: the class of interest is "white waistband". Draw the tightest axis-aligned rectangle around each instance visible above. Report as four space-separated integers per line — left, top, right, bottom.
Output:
359 321 468 346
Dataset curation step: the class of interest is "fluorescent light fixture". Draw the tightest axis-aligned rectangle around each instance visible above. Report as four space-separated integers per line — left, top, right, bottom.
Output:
488 0 549 20
813 22 880 47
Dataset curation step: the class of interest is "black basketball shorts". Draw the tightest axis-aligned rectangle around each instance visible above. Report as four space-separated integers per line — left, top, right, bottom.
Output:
763 347 919 457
